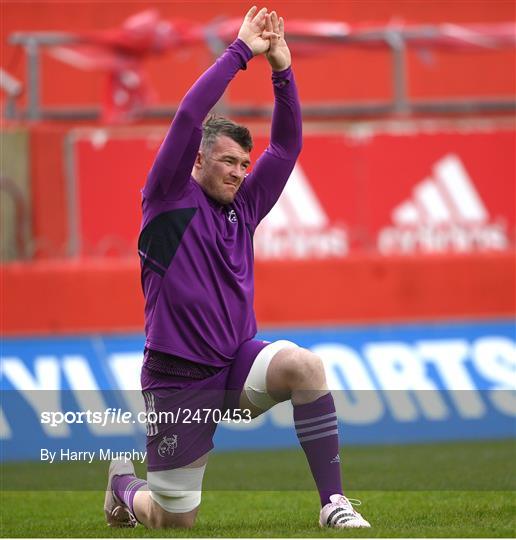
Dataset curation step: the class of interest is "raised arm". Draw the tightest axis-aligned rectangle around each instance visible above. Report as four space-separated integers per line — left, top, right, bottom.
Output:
144 6 273 199
241 12 302 224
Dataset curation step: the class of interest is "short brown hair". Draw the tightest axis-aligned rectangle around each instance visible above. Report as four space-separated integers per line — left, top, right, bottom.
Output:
201 115 253 153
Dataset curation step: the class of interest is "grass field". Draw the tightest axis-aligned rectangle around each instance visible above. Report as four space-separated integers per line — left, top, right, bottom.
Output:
2 439 515 538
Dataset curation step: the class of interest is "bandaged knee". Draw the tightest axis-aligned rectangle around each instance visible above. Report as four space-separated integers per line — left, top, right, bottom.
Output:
244 340 298 411
147 464 206 513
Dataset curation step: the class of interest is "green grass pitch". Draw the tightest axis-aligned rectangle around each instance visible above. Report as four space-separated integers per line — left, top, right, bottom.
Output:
1 439 515 538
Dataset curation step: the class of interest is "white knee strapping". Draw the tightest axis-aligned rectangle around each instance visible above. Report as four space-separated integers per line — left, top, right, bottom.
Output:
147 464 206 514
244 339 298 411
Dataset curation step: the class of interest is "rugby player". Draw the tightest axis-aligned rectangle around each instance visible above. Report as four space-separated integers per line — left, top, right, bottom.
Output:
104 5 370 530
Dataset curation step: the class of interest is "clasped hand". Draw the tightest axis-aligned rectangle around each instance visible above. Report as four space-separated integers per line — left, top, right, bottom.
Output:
237 6 292 71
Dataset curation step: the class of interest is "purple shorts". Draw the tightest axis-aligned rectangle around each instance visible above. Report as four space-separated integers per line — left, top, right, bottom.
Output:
141 339 268 471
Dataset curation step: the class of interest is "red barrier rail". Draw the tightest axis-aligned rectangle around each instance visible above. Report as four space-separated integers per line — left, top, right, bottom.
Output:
2 253 514 335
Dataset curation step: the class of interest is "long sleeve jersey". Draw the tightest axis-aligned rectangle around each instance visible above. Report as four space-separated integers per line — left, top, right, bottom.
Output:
138 39 302 367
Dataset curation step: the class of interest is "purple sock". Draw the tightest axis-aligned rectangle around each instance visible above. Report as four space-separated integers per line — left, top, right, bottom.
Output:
294 392 343 507
111 474 147 514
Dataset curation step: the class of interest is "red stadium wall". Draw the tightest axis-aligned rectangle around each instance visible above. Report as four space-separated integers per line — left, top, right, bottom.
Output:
2 119 514 335
2 0 515 111
2 1 515 335
2 253 515 335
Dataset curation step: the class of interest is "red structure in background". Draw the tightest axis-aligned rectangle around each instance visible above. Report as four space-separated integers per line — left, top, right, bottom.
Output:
1 1 515 335
64 125 515 258
47 10 204 122
2 0 515 113
40 14 516 121
3 253 515 335
3 120 515 335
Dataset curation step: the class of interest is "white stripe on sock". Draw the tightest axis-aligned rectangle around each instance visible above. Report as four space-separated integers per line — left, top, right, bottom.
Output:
294 412 336 427
298 428 339 443
296 419 338 435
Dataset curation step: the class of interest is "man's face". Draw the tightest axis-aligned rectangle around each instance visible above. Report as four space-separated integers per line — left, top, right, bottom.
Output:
193 135 251 205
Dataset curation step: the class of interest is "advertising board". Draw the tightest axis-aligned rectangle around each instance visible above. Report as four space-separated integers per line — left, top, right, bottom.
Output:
69 121 515 258
2 319 514 461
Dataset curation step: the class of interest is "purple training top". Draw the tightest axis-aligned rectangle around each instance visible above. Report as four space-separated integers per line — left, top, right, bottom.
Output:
138 39 302 368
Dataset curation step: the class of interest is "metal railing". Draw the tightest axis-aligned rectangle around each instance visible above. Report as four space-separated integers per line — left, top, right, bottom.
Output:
5 27 516 121
0 68 23 119
0 176 30 260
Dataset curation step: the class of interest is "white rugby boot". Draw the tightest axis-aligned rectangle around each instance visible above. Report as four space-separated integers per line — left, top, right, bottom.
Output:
319 494 371 528
104 459 138 528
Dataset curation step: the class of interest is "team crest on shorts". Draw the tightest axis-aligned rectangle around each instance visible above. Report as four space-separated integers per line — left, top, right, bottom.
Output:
158 435 178 457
